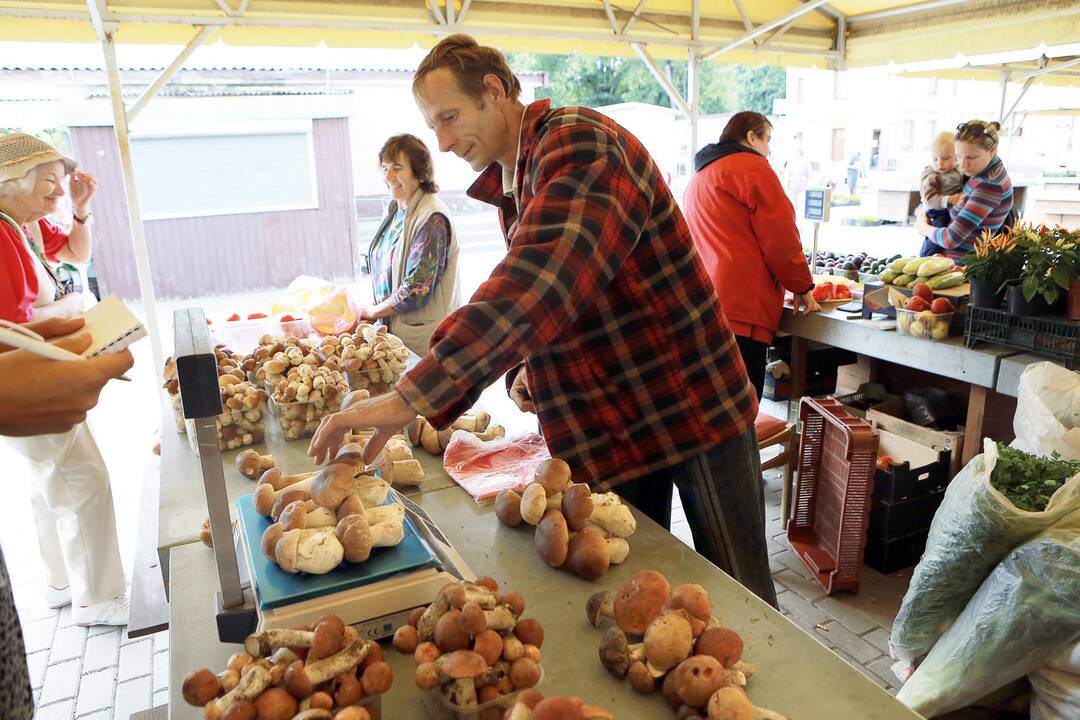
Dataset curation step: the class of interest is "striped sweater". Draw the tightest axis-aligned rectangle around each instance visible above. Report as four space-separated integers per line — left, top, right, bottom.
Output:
932 156 1012 262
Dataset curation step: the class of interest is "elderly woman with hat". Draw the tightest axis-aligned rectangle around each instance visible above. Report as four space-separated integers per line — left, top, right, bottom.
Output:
0 132 128 627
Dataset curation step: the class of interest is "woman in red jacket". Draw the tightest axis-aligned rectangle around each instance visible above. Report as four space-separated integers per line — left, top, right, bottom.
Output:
683 112 819 399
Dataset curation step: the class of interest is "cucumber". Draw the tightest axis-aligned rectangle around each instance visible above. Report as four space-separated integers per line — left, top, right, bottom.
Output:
892 273 914 287
927 271 965 289
880 269 900 284
917 257 954 277
902 257 934 275
888 257 913 272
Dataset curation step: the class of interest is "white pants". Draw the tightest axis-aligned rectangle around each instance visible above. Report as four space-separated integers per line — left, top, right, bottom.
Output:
5 422 125 606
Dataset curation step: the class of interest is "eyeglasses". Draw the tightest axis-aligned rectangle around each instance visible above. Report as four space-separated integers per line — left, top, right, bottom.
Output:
956 122 994 139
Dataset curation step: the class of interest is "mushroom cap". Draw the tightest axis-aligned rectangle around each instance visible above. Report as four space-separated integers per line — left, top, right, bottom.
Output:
361 661 393 694
519 482 548 525
662 667 685 709
271 489 309 521
494 489 524 527
459 601 487 637
561 483 593 531
258 467 282 488
261 523 285 562
392 624 419 655
628 660 656 693
221 700 256 720
533 696 585 720
235 449 261 477
598 626 631 678
509 657 541 690
535 458 572 496
614 570 671 635
512 618 544 648
707 686 753 720
581 704 615 720
437 650 488 679
674 655 726 708
310 621 343 661
695 626 744 669
335 514 372 563
253 483 277 516
535 509 570 568
273 530 301 572
336 494 366 520
278 501 308 532
434 609 471 652
472 629 502 666
253 687 296 720
586 590 613 627
667 584 712 636
565 528 610 580
181 668 220 707
643 613 694 672
283 660 314 699
310 462 358 510
415 661 440 689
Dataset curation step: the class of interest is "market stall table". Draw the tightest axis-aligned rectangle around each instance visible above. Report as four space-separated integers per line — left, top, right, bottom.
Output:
779 306 1019 465
164 443 921 719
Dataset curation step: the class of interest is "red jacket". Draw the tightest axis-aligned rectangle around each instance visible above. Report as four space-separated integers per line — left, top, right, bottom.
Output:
682 144 813 343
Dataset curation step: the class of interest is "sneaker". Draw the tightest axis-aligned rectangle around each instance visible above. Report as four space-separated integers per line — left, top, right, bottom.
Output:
72 595 129 627
45 585 71 609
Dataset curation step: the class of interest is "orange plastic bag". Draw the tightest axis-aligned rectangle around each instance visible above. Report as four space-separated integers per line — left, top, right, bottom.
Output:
442 431 551 504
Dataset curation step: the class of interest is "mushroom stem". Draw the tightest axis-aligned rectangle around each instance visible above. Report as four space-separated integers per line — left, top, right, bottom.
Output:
448 677 478 707
291 711 333 720
245 629 315 658
258 469 316 492
753 706 789 720
586 590 615 627
254 478 315 516
379 458 425 486
203 664 271 720
284 637 372 698
474 424 505 441
451 411 490 433
417 588 452 641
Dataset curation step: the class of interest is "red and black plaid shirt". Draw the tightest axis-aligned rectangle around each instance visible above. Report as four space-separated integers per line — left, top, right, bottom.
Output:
397 99 756 489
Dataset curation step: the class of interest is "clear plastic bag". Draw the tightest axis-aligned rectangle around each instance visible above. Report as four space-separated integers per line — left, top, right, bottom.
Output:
896 513 1080 717
442 432 551 504
1031 641 1080 720
1012 362 1080 460
890 439 1080 665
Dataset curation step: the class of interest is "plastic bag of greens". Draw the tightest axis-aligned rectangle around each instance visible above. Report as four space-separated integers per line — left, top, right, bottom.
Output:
1030 641 1080 720
890 439 1080 665
896 513 1080 717
1013 361 1080 460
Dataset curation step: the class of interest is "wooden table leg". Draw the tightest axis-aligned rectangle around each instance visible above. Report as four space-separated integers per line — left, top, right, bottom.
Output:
963 384 989 464
790 336 808 403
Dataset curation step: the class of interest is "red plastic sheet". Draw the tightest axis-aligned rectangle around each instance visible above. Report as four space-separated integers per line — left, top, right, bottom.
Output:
442 431 551 504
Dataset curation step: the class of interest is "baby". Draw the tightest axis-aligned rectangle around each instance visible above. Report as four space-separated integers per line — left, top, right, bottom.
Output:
920 131 965 228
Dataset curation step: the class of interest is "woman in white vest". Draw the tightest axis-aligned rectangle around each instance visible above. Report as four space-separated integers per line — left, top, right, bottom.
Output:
0 133 128 627
358 134 461 355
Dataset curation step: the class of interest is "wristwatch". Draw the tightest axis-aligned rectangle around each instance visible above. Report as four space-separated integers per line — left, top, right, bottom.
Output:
73 210 92 224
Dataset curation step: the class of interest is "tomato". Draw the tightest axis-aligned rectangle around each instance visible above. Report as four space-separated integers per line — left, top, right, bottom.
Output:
226 313 241 322
913 283 933 302
931 297 955 314
246 312 268 320
280 314 297 323
835 284 852 299
812 282 835 301
877 455 894 471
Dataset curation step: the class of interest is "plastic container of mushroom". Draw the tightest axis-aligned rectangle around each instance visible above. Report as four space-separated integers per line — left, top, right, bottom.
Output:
419 667 543 720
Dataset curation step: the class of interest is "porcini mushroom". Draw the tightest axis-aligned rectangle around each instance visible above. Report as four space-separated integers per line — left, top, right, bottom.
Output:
252 687 296 720
666 584 713 637
535 509 569 568
235 450 274 480
586 590 614 627
614 570 671 635
495 489 524 527
434 650 489 707
566 528 611 580
253 478 315 517
534 458 572 496
562 483 594 531
674 655 726 708
260 523 285 562
588 492 637 538
202 664 272 720
181 668 220 706
274 528 344 574
695 626 744 669
519 483 548 526
435 609 472 651
628 660 656 693
336 511 404 563
378 458 425 487
643 613 694 672
257 468 316 492
244 628 314 658
533 696 585 720
598 626 638 678
282 637 372 698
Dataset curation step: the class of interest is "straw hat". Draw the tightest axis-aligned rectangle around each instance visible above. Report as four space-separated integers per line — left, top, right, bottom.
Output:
0 133 77 184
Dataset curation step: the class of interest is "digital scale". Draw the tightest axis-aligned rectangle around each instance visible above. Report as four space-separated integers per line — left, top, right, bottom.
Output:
173 309 474 643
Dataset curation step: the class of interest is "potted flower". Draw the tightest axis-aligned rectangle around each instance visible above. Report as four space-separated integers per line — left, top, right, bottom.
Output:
1009 225 1079 317
962 229 1024 308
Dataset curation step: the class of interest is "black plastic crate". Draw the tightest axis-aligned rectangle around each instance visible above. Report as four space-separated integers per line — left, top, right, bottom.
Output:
869 489 946 539
965 306 1080 369
873 448 951 502
864 529 929 574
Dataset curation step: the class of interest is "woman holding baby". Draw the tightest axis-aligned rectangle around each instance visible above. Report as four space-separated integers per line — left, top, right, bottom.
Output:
916 120 1014 262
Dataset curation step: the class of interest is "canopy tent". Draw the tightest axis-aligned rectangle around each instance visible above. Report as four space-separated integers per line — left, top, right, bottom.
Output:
1 0 1077 381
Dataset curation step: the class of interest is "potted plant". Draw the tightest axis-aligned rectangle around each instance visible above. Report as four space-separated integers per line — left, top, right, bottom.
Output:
962 229 1024 308
1009 225 1079 317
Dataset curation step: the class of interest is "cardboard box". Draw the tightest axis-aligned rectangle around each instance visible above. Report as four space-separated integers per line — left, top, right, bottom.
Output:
866 397 964 478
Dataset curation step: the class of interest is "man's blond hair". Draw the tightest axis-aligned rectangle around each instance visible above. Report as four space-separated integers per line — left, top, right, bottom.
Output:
413 34 522 103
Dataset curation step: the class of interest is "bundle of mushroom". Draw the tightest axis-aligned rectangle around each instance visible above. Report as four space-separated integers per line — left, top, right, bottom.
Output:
392 577 544 712
162 351 269 450
254 446 402 574
502 690 613 720
494 459 635 580
250 335 321 388
344 428 425 487
343 324 410 392
182 614 391 720
406 411 505 454
586 570 787 720
270 363 350 441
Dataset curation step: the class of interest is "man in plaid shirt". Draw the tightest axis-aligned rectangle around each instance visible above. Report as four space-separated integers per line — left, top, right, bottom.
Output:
311 35 775 605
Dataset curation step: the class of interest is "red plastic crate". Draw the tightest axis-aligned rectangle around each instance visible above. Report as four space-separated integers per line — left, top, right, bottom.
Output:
786 397 879 594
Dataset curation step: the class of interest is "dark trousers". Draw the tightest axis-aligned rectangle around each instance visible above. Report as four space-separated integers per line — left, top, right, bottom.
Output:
735 335 768 401
613 428 778 608
920 209 951 257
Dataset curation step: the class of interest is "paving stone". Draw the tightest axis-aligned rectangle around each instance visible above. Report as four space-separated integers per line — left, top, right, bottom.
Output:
153 689 169 709
89 622 120 638
79 711 112 720
814 596 881 635
39 659 81 705
76 668 116 716
118 639 153 682
113 675 153 720
84 628 122 672
25 650 48 689
56 604 77 628
51 623 88 663
773 548 817 584
149 630 170 653
14 585 59 623
862 627 892 656
814 620 882 664
20 615 56 654
777 590 829 629
773 568 827 603
153 650 169 692
866 655 904 691
766 536 786 556
32 698 74 720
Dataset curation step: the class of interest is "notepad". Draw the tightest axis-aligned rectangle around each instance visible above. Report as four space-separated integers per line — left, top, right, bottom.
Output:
79 294 148 358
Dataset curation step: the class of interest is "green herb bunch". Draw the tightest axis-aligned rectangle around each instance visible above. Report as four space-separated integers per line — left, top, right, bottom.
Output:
990 443 1080 512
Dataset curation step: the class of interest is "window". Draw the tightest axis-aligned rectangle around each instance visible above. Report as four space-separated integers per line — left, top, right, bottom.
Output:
131 127 317 219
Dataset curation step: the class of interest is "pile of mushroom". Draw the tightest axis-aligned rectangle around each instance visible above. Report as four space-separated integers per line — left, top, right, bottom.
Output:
182 614 391 720
253 446 402 574
344 428 425 487
587 570 787 720
344 324 411 392
503 690 612 720
392 577 544 712
494 459 635 580
249 335 321 389
406 411 505 455
269 364 350 440
162 350 269 450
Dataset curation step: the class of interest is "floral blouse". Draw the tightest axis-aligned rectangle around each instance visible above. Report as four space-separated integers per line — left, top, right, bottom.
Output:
369 208 452 315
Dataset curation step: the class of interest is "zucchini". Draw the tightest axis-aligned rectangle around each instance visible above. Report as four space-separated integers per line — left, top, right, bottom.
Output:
902 257 934 275
892 273 914 287
917 257 954 277
927 271 965 290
